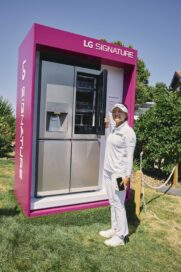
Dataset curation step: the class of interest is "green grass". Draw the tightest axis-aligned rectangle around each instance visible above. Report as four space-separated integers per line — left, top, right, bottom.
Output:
0 159 181 272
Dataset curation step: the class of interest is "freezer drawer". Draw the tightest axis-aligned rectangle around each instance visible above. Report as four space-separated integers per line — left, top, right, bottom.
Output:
70 140 100 192
37 140 71 196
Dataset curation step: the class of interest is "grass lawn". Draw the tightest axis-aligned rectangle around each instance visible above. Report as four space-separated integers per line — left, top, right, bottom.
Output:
0 159 181 272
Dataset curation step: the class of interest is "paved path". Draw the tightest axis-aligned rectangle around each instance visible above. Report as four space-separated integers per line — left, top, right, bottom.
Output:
156 185 181 196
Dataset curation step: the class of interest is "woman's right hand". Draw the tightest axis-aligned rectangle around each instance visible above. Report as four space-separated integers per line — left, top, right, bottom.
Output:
104 117 110 128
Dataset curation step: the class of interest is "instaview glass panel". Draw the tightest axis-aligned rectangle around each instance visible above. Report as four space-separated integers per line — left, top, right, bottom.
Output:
75 73 97 134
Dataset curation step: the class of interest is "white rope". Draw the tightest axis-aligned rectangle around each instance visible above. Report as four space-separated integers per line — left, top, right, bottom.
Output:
142 167 175 189
138 152 176 213
140 152 176 190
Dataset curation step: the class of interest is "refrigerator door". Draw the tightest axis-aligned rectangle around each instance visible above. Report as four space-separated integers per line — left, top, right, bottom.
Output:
70 140 100 192
73 67 100 139
39 61 74 139
96 70 107 135
36 140 71 196
73 68 107 139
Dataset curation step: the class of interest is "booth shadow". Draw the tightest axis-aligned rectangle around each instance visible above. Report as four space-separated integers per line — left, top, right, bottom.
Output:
30 189 140 231
140 183 179 211
125 188 140 236
29 206 111 227
0 189 20 217
0 206 20 217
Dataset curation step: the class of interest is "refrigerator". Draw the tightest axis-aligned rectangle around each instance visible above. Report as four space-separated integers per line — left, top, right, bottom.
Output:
36 60 107 197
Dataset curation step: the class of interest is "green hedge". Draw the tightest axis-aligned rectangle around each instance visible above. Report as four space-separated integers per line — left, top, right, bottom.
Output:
134 90 181 175
0 96 15 157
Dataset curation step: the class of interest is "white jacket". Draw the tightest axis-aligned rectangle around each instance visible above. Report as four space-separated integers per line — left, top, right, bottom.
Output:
104 121 136 177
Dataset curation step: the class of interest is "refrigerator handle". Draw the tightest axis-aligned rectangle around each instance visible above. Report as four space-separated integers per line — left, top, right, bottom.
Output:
96 69 107 135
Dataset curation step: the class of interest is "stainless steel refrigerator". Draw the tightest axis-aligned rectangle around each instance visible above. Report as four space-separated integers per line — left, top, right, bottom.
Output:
36 60 107 197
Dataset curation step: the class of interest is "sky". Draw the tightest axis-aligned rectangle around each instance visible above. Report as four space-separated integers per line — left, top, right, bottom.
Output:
0 0 180 113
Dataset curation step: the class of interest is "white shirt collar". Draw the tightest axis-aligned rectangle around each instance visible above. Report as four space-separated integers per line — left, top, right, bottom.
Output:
115 121 128 130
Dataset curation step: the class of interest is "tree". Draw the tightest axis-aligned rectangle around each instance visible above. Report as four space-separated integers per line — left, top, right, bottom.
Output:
101 40 151 106
102 39 180 175
0 96 15 157
135 59 151 105
113 40 124 46
112 41 151 105
134 86 181 175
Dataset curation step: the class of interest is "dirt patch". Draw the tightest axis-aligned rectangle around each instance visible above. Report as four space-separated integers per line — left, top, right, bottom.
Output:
132 172 165 185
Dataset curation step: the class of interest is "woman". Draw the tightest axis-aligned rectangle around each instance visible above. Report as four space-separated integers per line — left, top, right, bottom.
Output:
99 103 136 247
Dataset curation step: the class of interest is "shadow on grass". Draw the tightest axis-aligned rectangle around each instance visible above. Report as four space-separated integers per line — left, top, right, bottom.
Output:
2 188 139 237
126 189 140 235
29 206 111 227
0 206 20 217
143 183 174 207
18 190 140 240
0 189 21 217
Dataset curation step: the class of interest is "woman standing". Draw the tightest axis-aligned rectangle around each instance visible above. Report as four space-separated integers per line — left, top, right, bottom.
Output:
99 103 136 247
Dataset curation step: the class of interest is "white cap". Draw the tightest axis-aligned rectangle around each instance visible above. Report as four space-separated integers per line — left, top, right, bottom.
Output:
111 103 128 113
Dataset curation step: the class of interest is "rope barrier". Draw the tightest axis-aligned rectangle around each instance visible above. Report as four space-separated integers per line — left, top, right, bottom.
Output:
139 152 176 213
140 152 176 190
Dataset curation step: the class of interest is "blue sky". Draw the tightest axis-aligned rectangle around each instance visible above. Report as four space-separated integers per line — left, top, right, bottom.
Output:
0 0 180 112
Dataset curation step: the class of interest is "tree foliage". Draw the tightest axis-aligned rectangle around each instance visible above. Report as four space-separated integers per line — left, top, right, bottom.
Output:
112 40 151 105
136 59 151 105
136 59 150 85
134 87 181 175
0 96 15 157
101 39 150 105
101 38 181 175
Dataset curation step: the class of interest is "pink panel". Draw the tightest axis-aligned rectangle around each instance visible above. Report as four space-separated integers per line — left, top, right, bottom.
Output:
15 23 137 217
14 26 36 216
123 65 137 127
30 200 109 217
34 24 137 66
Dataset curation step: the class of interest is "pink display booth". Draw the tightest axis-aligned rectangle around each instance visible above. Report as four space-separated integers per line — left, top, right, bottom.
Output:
15 24 137 217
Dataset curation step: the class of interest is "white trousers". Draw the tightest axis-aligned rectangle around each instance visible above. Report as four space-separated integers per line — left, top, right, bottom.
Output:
104 170 129 238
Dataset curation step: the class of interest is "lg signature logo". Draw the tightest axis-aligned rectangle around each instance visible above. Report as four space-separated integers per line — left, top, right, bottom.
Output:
83 39 134 58
22 60 26 80
83 40 94 48
19 59 26 180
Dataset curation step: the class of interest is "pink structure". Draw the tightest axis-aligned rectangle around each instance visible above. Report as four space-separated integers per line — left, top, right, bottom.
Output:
15 24 137 217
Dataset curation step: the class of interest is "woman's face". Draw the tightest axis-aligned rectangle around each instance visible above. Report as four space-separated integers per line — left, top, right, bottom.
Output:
112 107 127 127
